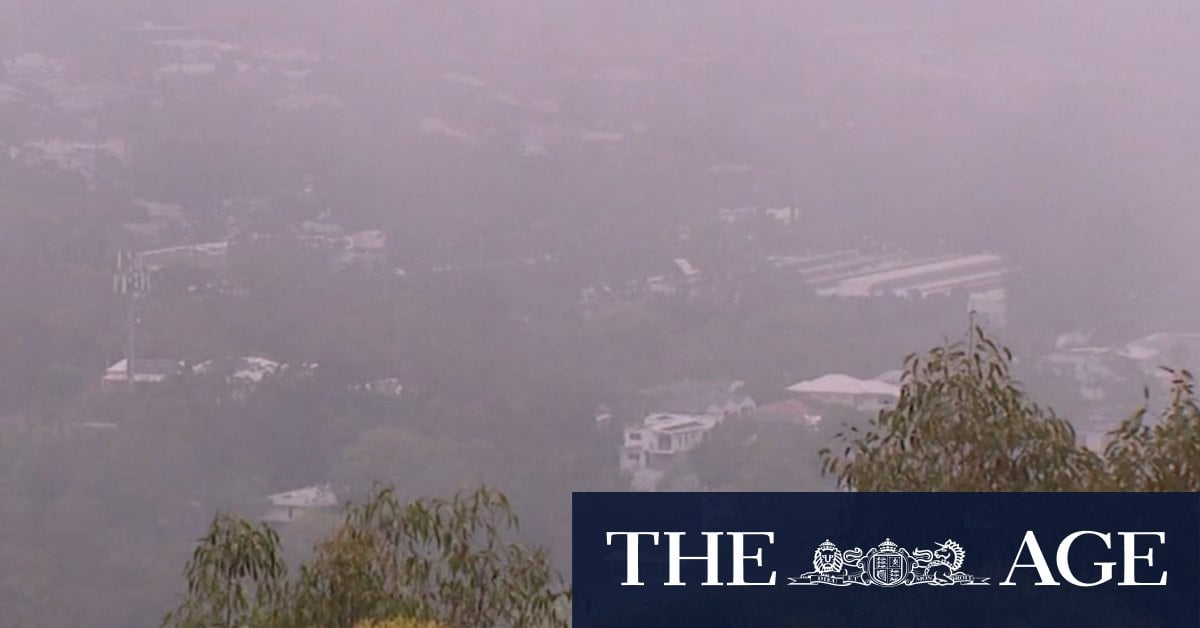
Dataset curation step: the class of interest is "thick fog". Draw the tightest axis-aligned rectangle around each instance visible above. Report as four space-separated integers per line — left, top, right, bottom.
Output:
1 1 1199 625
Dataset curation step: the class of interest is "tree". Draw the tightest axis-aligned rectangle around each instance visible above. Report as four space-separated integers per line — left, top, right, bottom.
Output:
161 514 289 628
821 323 1200 492
163 485 570 628
1105 368 1200 490
354 620 443 628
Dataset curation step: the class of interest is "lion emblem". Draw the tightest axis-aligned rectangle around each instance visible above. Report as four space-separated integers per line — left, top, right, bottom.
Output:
812 539 843 574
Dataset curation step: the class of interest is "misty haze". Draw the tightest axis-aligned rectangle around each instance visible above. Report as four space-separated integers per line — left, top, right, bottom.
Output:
2 1 1200 626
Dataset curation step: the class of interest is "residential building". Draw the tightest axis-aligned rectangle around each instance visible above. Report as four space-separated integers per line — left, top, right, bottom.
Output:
261 484 338 524
191 356 317 400
101 358 185 388
619 412 721 476
786 373 900 413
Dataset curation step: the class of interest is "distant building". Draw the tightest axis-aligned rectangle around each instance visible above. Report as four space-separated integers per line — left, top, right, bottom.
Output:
261 484 338 524
617 381 755 489
101 358 185 388
770 248 1013 327
189 356 317 402
138 241 228 272
814 253 1009 299
620 413 722 477
786 373 900 414
193 355 315 386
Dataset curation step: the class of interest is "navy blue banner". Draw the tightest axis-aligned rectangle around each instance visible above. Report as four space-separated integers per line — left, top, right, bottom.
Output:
573 493 1200 627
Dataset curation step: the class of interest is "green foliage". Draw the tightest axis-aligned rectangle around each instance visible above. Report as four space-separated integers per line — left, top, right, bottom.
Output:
822 324 1200 493
1105 369 1200 490
163 485 569 628
354 619 444 628
162 514 288 628
822 324 1102 491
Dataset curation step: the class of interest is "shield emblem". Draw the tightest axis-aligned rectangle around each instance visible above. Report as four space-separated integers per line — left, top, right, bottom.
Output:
869 552 907 586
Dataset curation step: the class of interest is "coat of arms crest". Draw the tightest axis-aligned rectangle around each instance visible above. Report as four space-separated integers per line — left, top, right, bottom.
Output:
789 538 989 587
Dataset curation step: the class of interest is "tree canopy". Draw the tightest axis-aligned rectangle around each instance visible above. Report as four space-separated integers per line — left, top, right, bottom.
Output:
162 485 569 628
822 324 1200 492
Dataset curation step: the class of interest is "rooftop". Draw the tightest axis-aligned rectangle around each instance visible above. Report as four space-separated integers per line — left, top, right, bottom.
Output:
817 254 1008 298
787 373 901 397
639 413 720 432
266 483 338 509
103 359 185 383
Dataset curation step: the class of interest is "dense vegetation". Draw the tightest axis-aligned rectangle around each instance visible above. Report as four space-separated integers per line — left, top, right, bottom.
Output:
822 325 1200 491
0 183 960 625
152 325 1200 627
163 486 567 628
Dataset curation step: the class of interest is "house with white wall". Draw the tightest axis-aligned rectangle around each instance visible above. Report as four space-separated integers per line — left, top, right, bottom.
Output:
619 413 721 477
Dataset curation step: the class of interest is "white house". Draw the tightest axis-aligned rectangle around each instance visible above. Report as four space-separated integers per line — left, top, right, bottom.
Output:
262 483 338 524
619 413 721 475
192 355 285 386
786 373 901 413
